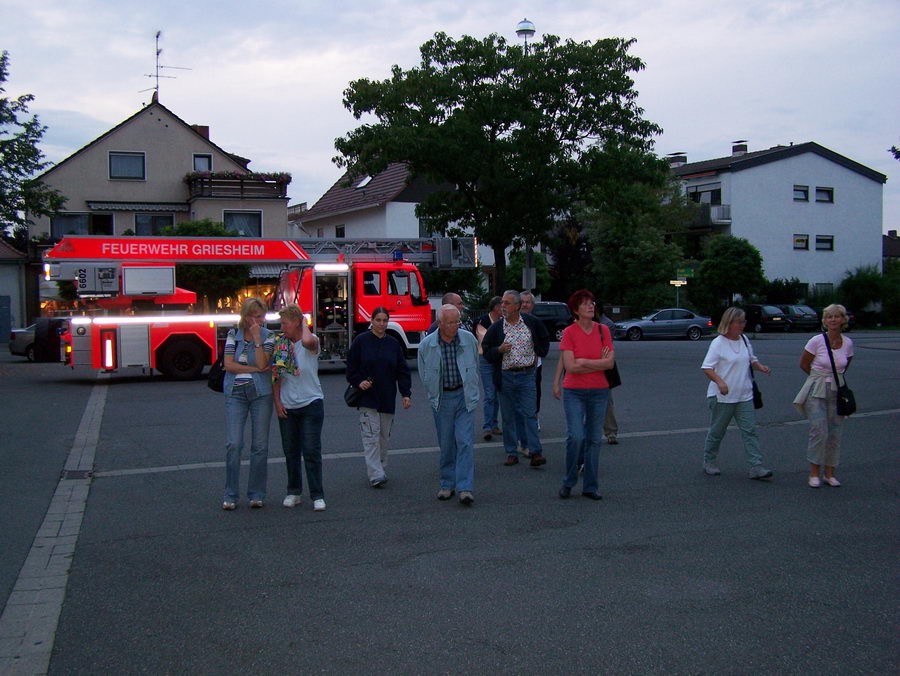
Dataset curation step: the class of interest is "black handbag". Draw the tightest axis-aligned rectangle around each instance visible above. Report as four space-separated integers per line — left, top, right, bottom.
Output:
344 383 364 407
207 353 225 392
606 362 622 389
740 335 763 409
823 332 856 416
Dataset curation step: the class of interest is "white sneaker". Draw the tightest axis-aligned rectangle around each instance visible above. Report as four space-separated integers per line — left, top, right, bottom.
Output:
313 498 326 512
282 495 302 507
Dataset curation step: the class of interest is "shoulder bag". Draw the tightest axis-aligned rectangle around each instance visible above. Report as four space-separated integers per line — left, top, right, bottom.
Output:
740 335 763 409
207 329 234 393
599 324 621 389
822 332 856 416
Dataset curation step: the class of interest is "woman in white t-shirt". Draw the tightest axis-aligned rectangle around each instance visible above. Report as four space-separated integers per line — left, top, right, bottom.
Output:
793 304 854 488
700 307 773 480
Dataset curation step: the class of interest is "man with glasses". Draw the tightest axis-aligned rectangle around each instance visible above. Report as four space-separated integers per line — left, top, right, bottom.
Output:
482 291 550 467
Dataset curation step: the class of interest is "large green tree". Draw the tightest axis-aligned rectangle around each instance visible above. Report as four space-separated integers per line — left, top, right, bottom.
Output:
0 51 65 249
334 32 664 292
581 178 695 313
690 236 766 315
160 220 251 308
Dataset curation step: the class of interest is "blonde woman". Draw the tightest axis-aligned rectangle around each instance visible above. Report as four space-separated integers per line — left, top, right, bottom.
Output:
222 298 275 510
700 307 773 480
793 304 854 487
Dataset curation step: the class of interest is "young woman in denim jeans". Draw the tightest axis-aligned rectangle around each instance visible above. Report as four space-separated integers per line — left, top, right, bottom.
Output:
222 298 275 510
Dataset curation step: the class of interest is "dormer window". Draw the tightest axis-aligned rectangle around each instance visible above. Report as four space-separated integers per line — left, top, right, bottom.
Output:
355 175 372 189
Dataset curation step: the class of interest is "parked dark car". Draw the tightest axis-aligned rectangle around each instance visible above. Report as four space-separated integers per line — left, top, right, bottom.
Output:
529 301 574 341
613 308 713 341
776 304 820 332
743 304 790 333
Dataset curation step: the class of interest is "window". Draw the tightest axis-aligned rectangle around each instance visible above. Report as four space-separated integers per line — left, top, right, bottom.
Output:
671 310 693 320
316 227 324 238
355 175 372 189
815 235 834 251
135 214 174 236
815 187 834 203
654 310 674 320
388 270 410 295
109 152 145 180
793 234 809 250
193 154 212 172
335 225 345 238
51 213 113 238
362 271 381 296
793 185 809 201
223 211 261 237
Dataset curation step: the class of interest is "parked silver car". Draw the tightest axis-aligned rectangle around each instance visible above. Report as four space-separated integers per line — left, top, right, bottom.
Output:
613 308 713 341
8 324 36 361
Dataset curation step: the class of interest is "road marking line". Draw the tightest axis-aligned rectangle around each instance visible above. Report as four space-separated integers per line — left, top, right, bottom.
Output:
92 408 900 479
0 376 108 675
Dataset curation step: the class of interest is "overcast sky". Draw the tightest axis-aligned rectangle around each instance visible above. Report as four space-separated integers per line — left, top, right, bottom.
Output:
3 0 898 232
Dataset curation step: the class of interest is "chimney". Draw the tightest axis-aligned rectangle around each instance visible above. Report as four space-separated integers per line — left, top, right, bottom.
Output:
732 140 748 156
889 230 898 238
191 124 210 140
667 152 687 168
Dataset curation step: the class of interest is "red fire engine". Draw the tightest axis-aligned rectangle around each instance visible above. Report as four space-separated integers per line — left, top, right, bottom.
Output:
43 235 475 378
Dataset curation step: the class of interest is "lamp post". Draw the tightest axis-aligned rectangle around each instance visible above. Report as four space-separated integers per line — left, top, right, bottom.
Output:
516 18 537 292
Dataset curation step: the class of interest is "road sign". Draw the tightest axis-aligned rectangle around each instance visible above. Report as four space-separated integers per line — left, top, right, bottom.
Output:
676 267 695 278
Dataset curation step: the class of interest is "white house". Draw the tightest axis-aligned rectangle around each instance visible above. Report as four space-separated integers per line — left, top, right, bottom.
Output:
672 142 886 293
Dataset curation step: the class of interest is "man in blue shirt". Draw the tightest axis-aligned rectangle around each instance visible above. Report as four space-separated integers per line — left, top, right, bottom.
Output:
417 304 481 505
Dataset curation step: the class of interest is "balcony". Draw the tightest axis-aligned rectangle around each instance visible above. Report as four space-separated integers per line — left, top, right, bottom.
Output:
691 203 732 228
186 171 291 200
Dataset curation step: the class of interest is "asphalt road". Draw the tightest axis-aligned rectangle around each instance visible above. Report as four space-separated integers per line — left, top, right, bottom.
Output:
2 331 899 674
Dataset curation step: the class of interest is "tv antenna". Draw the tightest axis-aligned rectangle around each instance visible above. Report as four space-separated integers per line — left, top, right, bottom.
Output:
139 31 191 97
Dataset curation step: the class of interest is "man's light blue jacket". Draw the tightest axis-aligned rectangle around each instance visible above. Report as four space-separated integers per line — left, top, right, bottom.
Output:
417 328 480 413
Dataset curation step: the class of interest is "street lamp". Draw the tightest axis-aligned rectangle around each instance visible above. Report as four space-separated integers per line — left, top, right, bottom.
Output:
516 18 537 292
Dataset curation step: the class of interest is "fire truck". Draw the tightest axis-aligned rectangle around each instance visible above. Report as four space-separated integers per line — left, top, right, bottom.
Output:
43 235 475 378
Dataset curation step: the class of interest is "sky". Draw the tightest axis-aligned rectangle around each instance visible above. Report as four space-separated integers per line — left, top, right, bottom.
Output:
3 0 899 232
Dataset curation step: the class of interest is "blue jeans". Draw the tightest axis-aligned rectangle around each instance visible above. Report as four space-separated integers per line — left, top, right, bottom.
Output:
703 397 764 467
432 389 475 492
278 398 325 500
562 388 609 494
500 368 541 456
479 355 499 432
224 381 273 502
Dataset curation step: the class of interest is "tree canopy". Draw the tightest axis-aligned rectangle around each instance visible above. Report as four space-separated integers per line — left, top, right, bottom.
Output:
334 32 666 291
0 51 65 249
689 236 766 314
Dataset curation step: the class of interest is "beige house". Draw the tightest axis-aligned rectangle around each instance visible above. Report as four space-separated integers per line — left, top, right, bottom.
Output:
29 95 290 239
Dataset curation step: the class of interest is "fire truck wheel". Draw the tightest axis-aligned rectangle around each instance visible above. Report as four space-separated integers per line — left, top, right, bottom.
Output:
159 341 205 380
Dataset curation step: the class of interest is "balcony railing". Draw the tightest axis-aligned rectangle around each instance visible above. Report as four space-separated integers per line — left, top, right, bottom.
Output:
710 204 731 223
187 176 289 200
691 203 732 228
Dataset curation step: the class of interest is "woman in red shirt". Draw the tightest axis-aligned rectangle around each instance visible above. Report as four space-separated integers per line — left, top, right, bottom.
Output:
557 289 615 500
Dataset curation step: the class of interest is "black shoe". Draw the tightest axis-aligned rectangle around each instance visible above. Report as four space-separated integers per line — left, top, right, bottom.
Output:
558 486 571 499
370 479 387 488
581 492 603 500
483 431 492 441
529 453 547 467
459 491 474 505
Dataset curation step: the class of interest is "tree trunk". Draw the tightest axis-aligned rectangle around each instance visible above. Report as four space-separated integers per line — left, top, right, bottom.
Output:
491 242 508 295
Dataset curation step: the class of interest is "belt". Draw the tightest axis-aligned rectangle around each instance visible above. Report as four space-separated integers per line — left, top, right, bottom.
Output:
442 385 463 391
504 363 535 372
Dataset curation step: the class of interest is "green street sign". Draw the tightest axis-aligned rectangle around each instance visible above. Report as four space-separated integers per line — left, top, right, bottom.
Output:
676 267 695 278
